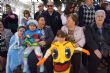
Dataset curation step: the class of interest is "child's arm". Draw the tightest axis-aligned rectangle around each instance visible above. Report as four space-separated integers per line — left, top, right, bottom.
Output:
75 47 90 55
37 49 51 66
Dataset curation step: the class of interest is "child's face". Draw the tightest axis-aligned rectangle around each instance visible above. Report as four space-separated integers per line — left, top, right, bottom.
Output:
29 24 36 31
57 37 65 42
18 28 25 37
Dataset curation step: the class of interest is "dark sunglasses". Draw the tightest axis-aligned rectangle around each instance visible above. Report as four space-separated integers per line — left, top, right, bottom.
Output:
47 5 53 7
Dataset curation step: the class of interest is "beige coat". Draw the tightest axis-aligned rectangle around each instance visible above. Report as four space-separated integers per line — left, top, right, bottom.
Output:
61 25 85 47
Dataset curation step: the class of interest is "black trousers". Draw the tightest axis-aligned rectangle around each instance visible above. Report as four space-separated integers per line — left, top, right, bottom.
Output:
104 56 110 73
71 53 81 73
44 56 53 73
88 53 110 73
88 53 100 73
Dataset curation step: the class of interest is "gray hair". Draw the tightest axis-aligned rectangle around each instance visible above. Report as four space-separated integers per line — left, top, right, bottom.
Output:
95 10 106 19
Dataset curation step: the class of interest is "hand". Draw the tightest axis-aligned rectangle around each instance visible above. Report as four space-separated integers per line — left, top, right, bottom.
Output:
41 36 45 39
94 49 102 59
24 17 29 21
35 39 40 42
39 41 46 46
9 15 15 19
37 58 46 66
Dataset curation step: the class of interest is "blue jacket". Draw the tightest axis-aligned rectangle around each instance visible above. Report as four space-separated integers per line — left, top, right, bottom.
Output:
6 32 25 73
24 29 43 43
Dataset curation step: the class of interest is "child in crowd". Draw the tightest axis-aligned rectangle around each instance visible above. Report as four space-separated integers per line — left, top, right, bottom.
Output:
37 30 90 73
6 26 26 73
23 19 44 73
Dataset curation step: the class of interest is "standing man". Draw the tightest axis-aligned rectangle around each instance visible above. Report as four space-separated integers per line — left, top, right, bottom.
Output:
42 1 62 36
78 0 96 67
2 4 18 34
34 2 45 20
78 0 96 27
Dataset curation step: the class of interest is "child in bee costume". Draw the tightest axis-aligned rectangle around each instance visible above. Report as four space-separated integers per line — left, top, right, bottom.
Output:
37 30 90 73
23 20 45 73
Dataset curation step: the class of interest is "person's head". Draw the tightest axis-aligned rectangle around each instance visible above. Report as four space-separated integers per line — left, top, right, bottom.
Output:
27 19 38 31
57 5 62 11
38 2 44 11
0 20 4 33
95 10 106 27
99 0 106 3
37 15 45 28
17 26 26 35
67 13 78 27
106 3 110 11
6 4 12 13
56 30 67 42
47 1 54 13
101 3 108 10
64 2 76 15
23 10 30 17
85 0 93 6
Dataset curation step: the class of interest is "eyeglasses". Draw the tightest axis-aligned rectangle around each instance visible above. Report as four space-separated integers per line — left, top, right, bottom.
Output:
47 5 53 7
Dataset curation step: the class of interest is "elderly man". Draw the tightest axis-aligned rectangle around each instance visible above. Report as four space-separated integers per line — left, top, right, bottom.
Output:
85 10 110 73
42 1 62 36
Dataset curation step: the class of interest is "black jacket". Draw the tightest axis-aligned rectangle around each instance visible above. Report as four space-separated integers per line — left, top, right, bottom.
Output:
34 10 45 19
85 23 110 51
42 10 62 36
2 13 18 30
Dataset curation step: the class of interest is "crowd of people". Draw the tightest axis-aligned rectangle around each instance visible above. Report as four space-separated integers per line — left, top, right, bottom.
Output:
0 0 110 73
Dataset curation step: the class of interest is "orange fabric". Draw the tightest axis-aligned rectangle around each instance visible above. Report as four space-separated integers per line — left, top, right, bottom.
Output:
37 58 46 66
82 49 90 55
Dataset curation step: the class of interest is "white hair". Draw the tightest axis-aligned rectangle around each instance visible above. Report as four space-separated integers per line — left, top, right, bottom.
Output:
38 2 44 6
95 10 106 19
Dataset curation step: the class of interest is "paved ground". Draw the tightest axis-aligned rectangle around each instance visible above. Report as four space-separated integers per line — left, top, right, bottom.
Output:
0 63 107 73
80 63 107 73
37 63 107 73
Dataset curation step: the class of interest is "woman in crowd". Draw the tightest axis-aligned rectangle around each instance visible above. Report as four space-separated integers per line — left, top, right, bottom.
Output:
28 15 54 73
21 10 31 27
61 13 85 73
0 20 12 73
61 2 76 26
6 26 26 73
2 4 18 34
85 10 110 73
